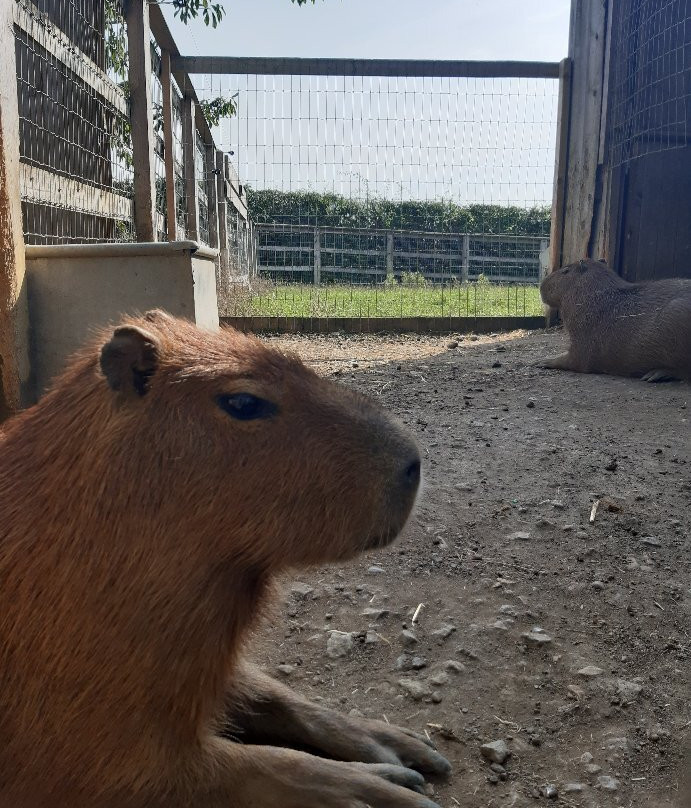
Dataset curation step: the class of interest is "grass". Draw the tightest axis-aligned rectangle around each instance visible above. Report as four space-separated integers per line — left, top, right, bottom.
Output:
225 282 544 319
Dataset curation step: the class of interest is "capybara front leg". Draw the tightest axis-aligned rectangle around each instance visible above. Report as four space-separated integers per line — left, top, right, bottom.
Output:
223 665 451 779
199 740 442 808
537 352 578 372
641 368 680 383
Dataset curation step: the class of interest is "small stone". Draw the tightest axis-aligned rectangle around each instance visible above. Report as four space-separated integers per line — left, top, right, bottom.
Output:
277 664 295 676
616 679 643 702
447 341 459 349
364 630 382 645
410 656 428 670
522 629 553 647
326 631 355 659
290 583 314 599
400 629 418 647
591 580 605 591
580 752 594 765
361 607 389 620
367 566 386 577
585 764 602 775
597 776 619 792
567 684 586 700
431 623 456 641
348 708 365 718
498 604 518 616
489 763 506 775
480 739 509 764
605 459 618 472
578 665 604 678
444 660 466 674
431 691 443 704
526 400 536 409
398 679 432 701
492 361 502 368
395 654 412 671
640 537 661 547
430 671 449 686
563 783 585 794
540 785 558 799
487 774 500 785
507 531 531 541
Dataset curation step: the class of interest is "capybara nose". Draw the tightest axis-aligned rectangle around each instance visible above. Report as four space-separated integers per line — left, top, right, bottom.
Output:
403 456 421 491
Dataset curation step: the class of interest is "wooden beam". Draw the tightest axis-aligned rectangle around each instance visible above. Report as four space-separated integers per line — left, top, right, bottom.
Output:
126 0 156 241
548 57 573 273
0 1 32 412
19 164 133 220
205 143 219 249
161 49 177 241
560 0 608 265
181 96 199 242
173 56 561 79
216 150 229 275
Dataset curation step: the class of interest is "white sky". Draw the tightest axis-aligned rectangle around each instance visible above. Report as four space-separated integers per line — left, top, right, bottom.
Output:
161 1 572 206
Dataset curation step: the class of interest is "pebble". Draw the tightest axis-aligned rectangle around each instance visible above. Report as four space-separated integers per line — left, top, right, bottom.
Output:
410 656 428 670
592 580 605 591
364 630 382 645
400 629 418 647
277 664 295 676
444 660 466 674
507 531 531 541
489 763 506 775
361 607 389 620
431 691 443 703
480 739 509 764
487 774 500 785
398 679 432 701
498 604 518 616
616 679 643 701
431 623 456 641
429 671 449 686
585 764 602 774
366 565 386 575
578 665 604 677
640 536 661 547
447 341 459 349
540 785 558 799
290 583 314 599
522 628 553 647
580 752 594 764
563 783 585 794
526 400 536 409
597 776 619 792
326 631 355 659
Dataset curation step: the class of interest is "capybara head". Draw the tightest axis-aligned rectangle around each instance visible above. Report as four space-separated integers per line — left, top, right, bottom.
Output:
540 259 608 308
36 310 420 570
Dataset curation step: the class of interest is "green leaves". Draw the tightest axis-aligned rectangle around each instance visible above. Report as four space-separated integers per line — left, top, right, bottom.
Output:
200 95 239 126
169 0 226 27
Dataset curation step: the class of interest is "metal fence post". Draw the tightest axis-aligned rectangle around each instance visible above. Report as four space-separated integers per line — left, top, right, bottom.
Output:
125 0 157 241
461 234 470 282
161 48 177 241
182 96 199 242
386 232 394 276
206 142 219 250
216 150 229 274
313 227 321 285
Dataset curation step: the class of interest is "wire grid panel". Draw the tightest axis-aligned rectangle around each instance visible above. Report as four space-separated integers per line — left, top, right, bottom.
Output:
198 72 557 318
609 0 691 167
14 0 134 244
195 131 210 245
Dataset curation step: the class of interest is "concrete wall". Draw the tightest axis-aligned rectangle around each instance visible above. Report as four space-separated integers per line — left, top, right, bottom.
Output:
26 241 219 397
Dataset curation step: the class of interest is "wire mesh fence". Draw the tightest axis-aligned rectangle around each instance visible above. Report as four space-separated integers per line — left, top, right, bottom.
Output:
14 0 134 244
609 0 691 167
197 69 558 319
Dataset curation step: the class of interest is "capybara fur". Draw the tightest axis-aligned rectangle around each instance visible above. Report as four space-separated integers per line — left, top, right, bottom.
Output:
0 311 449 808
539 259 691 382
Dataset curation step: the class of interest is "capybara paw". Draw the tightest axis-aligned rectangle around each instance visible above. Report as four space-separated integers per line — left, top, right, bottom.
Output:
641 368 680 383
534 353 573 371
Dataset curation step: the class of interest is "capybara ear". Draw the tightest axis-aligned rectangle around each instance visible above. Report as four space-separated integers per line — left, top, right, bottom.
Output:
144 309 174 324
100 326 159 397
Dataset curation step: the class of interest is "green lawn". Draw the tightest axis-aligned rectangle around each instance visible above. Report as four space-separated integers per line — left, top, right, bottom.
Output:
228 283 543 318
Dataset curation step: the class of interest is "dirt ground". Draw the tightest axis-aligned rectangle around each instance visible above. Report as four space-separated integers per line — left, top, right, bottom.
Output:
253 328 690 808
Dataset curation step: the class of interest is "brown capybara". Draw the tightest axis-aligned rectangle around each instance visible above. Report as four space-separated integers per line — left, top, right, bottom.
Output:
539 259 691 382
0 310 450 808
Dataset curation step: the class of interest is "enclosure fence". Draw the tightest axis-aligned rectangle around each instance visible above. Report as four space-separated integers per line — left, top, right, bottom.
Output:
184 59 560 321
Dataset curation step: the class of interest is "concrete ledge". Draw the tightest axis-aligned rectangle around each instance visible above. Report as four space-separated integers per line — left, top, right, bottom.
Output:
221 316 546 335
25 240 219 260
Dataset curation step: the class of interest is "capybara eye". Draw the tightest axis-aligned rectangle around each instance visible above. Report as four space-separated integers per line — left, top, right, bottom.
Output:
217 393 277 421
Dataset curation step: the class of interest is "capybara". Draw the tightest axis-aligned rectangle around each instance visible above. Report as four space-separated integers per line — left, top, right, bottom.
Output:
0 310 450 808
539 259 691 382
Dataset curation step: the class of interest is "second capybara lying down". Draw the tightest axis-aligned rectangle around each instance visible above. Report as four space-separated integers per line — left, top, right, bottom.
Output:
0 310 450 808
539 259 691 382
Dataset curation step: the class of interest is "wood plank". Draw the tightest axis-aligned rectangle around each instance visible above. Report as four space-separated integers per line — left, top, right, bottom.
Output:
560 0 608 265
174 56 560 79
182 96 199 241
19 163 133 219
161 49 178 241
548 57 573 273
13 0 127 116
126 0 156 241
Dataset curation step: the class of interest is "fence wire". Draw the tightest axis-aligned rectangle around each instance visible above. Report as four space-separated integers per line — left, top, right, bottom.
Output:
609 0 691 167
197 72 557 318
14 0 134 244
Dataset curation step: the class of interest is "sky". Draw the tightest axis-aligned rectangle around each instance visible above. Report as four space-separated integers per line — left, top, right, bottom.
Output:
160 1 572 207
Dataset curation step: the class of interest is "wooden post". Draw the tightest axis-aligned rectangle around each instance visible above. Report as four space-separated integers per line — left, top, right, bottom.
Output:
386 232 394 277
182 96 199 242
206 143 219 250
313 227 321 285
125 0 157 242
161 49 177 241
461 234 470 282
0 2 32 414
548 57 573 275
216 150 229 274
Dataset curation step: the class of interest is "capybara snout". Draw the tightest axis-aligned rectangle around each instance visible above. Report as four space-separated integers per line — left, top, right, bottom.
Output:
95 311 421 566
